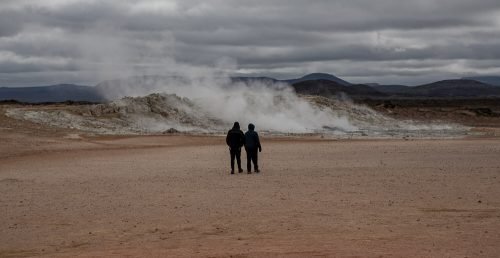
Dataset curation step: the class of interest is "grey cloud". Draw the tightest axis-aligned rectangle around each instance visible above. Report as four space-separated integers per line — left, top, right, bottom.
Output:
0 51 79 73
0 61 78 74
12 0 500 33
175 41 500 66
1 0 500 86
0 11 24 37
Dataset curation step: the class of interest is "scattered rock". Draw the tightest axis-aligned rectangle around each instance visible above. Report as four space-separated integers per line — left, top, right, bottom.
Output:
163 128 180 134
0 178 22 183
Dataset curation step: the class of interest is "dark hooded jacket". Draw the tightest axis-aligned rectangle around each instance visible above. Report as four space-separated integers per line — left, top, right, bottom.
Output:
226 122 245 149
244 123 261 150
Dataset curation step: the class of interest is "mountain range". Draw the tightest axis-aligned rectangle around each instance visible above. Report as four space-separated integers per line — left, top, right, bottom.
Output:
2 73 500 103
373 80 500 97
284 73 351 86
292 79 383 97
0 84 105 103
462 76 500 86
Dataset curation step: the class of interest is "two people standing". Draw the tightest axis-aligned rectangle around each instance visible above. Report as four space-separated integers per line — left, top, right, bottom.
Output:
226 122 262 174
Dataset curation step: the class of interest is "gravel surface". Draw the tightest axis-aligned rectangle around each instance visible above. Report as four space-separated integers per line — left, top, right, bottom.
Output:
1 132 500 257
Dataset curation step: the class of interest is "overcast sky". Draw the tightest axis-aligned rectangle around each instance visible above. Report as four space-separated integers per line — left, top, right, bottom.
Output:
1 0 500 86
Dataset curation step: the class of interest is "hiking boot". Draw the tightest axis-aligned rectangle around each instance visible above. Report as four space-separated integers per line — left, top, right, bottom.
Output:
231 170 234 174
255 169 260 173
238 168 243 173
247 171 252 174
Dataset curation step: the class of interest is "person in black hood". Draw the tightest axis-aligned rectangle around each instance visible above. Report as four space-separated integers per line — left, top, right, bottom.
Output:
244 123 262 173
226 122 245 174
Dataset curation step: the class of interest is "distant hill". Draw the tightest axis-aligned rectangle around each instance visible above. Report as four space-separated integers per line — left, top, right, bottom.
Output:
462 76 500 86
372 85 410 95
230 76 280 84
413 80 500 97
374 79 500 97
292 79 385 97
0 84 104 103
285 73 351 86
0 73 355 103
232 73 352 86
94 75 186 100
4 75 500 104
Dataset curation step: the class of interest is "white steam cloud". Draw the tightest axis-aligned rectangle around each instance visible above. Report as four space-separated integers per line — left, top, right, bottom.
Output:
29 22 461 137
52 21 354 133
97 72 358 133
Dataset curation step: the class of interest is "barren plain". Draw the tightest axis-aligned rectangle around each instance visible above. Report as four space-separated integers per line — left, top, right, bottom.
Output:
1 104 500 257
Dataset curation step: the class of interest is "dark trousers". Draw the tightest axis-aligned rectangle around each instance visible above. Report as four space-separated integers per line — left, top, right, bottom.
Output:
230 148 242 171
245 148 259 172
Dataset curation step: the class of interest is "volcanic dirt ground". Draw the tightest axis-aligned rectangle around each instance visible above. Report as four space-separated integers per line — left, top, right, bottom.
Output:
1 106 500 257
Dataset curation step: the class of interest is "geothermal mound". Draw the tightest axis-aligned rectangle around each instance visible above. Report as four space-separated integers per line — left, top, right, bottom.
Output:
6 93 225 134
303 95 466 137
81 93 224 132
5 92 468 137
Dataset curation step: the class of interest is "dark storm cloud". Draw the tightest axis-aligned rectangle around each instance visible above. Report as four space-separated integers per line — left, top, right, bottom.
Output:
0 59 78 73
1 0 500 86
0 10 24 37
172 41 500 66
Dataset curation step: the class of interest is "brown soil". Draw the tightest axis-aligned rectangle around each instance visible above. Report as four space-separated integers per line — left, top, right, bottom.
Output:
361 98 500 128
1 105 500 257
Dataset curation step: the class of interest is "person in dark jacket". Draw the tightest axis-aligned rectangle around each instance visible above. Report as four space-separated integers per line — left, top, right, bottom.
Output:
226 122 245 174
244 123 262 173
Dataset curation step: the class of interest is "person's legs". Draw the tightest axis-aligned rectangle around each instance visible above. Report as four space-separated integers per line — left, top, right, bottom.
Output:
230 149 236 174
235 148 243 172
246 148 252 173
253 150 259 172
